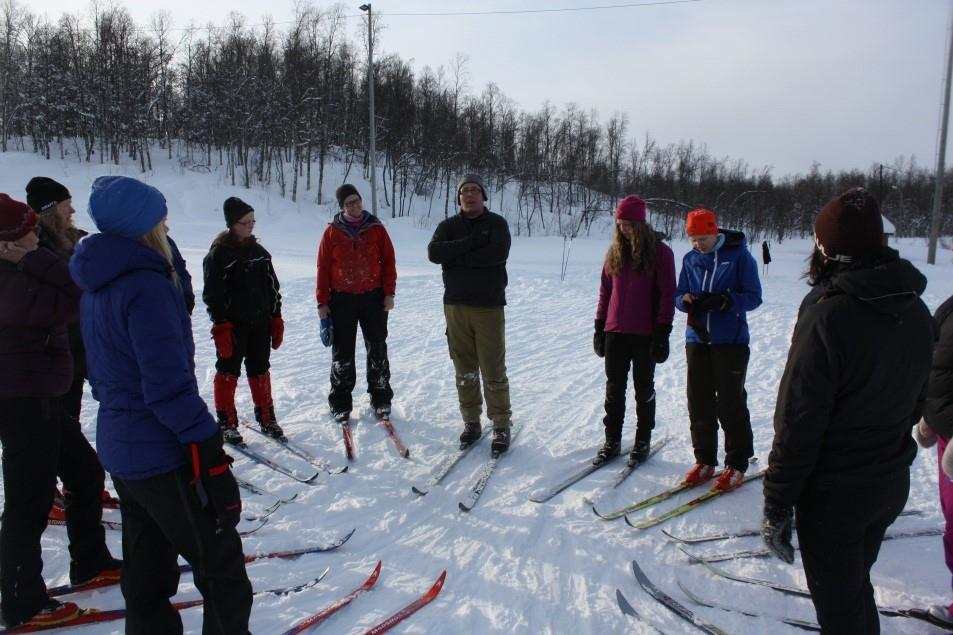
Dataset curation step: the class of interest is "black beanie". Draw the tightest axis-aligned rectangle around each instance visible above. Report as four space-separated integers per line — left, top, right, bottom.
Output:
25 177 71 212
335 184 361 209
223 197 253 227
814 188 883 262
457 174 487 202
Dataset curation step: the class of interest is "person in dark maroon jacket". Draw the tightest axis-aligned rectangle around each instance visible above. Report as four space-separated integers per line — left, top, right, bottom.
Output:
0 194 117 628
592 195 675 466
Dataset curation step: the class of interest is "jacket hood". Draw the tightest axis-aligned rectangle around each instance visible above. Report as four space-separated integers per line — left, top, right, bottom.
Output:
69 233 171 293
717 228 747 250
829 249 927 318
331 211 381 235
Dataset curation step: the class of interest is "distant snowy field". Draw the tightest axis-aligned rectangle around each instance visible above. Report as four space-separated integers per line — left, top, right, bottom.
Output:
2 149 953 634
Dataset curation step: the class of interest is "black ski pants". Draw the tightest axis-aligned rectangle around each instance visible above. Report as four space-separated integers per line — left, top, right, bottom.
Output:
215 320 271 378
603 333 656 441
796 469 909 634
0 397 109 626
113 466 252 635
685 343 753 471
328 288 392 415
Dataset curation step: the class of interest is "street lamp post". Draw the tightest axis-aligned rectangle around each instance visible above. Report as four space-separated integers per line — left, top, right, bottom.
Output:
359 4 378 215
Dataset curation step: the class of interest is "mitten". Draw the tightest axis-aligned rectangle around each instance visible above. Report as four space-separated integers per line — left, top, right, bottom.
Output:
593 319 606 358
210 322 233 359
651 323 673 364
270 316 284 350
320 315 334 348
693 292 732 313
914 419 937 449
943 438 953 480
762 499 795 564
184 430 241 531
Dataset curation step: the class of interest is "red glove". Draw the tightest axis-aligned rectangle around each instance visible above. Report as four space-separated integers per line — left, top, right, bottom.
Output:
211 322 233 359
270 316 284 350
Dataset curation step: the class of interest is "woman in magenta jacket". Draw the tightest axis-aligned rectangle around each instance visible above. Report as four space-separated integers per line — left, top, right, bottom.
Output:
593 196 675 466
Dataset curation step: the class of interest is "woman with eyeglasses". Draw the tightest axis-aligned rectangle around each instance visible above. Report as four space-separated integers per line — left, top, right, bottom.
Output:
203 197 284 445
592 196 675 467
0 194 105 627
316 184 397 424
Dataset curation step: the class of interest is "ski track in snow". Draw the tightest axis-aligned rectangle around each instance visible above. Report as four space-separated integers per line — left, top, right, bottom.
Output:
2 151 952 633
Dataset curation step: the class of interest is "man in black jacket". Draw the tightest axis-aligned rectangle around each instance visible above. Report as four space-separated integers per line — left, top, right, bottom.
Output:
762 188 935 634
427 175 513 456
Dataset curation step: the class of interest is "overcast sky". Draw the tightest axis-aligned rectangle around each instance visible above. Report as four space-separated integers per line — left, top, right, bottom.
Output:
23 0 953 178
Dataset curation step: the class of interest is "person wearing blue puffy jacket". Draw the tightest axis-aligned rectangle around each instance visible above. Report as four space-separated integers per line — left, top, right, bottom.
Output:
675 208 762 492
69 176 251 635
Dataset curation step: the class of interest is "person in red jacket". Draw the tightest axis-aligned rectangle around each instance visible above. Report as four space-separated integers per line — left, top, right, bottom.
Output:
316 184 397 422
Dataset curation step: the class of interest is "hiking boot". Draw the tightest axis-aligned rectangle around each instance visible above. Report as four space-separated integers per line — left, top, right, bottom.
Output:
592 439 621 466
927 605 953 626
682 463 716 487
255 406 285 440
332 411 350 424
711 467 744 492
25 599 80 627
69 557 122 586
627 439 651 466
491 427 511 456
373 404 392 420
459 421 482 449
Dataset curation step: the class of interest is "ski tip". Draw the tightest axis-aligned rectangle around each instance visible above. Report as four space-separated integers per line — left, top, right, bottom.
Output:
623 514 640 529
615 588 639 617
340 527 357 545
402 449 410 459
458 501 472 512
411 486 428 496
367 560 383 585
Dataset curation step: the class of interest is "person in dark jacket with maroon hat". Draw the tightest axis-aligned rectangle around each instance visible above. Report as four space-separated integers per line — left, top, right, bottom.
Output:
913 292 953 626
592 195 675 466
0 194 118 628
762 188 935 634
204 197 284 445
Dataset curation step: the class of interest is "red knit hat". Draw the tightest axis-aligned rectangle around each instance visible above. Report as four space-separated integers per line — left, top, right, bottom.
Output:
615 195 646 222
0 194 38 241
814 188 883 262
686 208 718 236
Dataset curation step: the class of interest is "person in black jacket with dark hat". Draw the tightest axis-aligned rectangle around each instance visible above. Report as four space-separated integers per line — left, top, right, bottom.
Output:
913 292 953 626
203 197 284 445
762 188 935 634
427 174 514 456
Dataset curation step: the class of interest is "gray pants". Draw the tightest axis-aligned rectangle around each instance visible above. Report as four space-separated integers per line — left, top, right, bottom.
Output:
444 304 512 429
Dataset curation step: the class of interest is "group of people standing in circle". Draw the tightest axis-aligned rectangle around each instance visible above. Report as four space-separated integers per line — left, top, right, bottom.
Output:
1 170 951 634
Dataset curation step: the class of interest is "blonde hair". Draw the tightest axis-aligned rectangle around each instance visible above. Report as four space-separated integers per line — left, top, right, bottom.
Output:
137 221 181 290
604 222 658 276
38 208 81 255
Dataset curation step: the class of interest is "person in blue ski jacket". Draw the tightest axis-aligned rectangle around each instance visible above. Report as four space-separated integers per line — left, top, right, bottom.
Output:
675 208 762 492
69 176 251 635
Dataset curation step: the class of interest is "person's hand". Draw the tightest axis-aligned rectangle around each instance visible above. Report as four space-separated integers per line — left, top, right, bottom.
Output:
914 419 937 449
693 292 732 313
270 316 284 350
0 241 31 264
650 324 672 364
184 430 241 532
762 499 795 564
384 295 395 311
593 319 606 358
210 322 233 359
681 293 695 305
318 304 330 320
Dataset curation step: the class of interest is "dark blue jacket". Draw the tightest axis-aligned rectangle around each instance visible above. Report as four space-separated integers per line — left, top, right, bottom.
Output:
675 230 762 345
69 233 218 480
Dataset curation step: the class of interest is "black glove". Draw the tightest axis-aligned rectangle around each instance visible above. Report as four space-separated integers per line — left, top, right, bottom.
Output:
650 324 672 363
686 305 712 344
593 319 606 358
693 291 732 313
762 499 795 564
185 430 241 532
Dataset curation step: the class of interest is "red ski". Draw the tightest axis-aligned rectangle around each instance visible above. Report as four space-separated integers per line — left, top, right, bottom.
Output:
378 417 409 458
342 421 355 460
363 570 446 634
281 561 382 634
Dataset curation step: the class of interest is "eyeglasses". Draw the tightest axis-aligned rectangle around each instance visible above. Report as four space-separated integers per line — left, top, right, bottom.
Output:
459 187 483 196
342 198 362 208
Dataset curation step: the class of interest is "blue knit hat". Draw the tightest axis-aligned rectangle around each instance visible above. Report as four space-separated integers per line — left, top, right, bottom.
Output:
88 176 167 238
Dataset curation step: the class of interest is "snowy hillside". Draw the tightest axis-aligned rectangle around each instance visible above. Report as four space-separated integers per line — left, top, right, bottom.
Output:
2 150 953 634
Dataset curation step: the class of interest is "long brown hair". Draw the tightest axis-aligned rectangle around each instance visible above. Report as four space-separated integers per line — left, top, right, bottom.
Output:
604 222 657 275
38 209 82 256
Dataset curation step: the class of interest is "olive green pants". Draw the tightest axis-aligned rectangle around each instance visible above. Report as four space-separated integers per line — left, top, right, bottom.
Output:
444 304 512 429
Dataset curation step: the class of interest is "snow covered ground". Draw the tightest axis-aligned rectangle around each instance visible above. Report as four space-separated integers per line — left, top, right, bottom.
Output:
2 149 953 634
